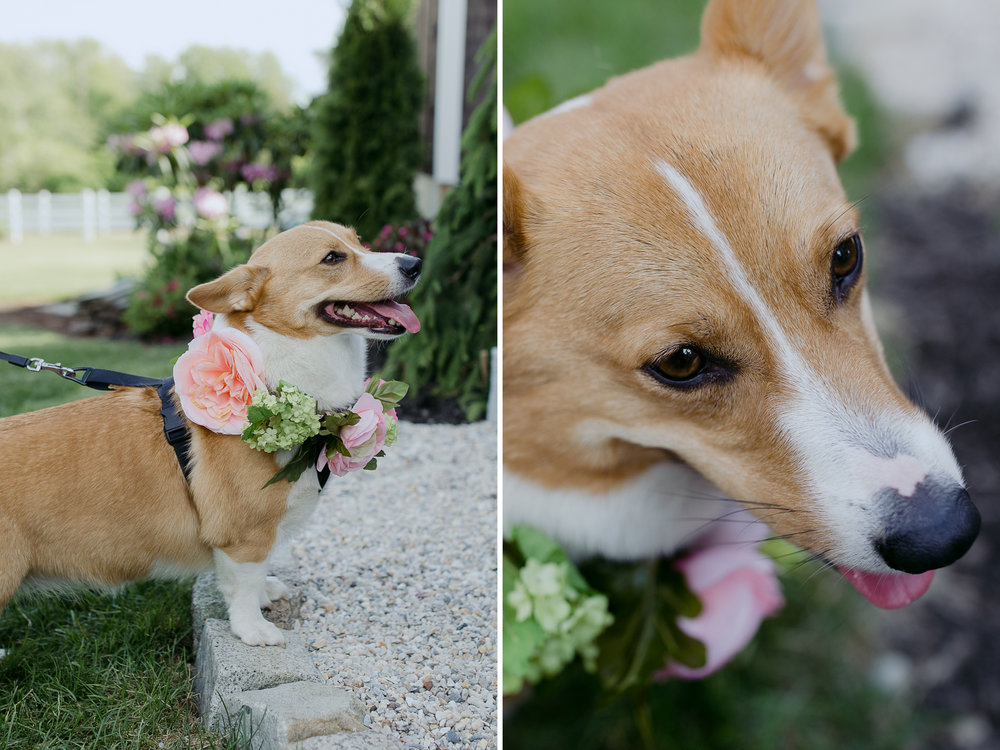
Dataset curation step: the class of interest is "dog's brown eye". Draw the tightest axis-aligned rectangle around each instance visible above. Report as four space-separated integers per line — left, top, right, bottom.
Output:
650 346 706 384
322 251 346 265
831 234 863 301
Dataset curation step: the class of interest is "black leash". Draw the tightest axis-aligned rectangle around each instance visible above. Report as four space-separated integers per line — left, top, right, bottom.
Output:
1 350 330 489
2 350 191 481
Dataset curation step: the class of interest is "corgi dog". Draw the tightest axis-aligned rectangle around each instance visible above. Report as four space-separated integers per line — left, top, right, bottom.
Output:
503 0 980 609
0 221 421 645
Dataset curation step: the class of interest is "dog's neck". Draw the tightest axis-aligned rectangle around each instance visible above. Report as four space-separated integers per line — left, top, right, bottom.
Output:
220 314 368 412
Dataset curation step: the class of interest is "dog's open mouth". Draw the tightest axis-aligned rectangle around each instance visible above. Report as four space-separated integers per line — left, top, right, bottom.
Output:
838 566 935 609
320 299 421 334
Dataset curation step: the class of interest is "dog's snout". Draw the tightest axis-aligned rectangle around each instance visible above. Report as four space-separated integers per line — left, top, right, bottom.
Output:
396 255 422 281
875 482 981 574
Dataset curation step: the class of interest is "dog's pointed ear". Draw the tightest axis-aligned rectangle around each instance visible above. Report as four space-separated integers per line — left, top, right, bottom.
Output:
186 265 270 313
503 161 531 279
699 0 856 161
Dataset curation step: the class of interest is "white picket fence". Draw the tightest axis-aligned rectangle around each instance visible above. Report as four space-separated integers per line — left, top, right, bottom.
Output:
1 189 133 242
0 188 316 244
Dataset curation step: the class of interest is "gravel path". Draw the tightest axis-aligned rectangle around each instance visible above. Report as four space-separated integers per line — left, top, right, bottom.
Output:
287 421 497 750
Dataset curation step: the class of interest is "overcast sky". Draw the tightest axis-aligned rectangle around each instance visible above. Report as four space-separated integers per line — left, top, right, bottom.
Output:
0 0 347 102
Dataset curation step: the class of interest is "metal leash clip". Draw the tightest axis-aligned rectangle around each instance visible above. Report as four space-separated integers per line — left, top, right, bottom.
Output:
25 358 93 385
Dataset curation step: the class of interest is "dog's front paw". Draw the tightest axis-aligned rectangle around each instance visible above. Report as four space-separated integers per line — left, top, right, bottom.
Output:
230 616 285 647
261 575 290 605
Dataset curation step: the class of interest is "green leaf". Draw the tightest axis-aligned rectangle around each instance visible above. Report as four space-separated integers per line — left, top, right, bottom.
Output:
246 403 274 425
374 379 409 406
582 558 706 696
363 457 378 470
261 435 325 488
322 411 360 430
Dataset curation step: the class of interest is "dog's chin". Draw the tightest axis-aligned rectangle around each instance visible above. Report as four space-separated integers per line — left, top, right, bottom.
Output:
318 299 419 339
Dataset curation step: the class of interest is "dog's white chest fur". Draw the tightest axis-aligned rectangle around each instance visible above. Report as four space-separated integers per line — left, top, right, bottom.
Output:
242 318 368 411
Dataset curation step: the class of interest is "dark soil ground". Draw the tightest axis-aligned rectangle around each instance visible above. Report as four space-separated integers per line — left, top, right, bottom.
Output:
872 187 1000 749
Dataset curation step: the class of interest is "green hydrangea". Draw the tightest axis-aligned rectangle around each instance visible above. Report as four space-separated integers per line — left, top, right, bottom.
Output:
242 381 322 453
503 531 614 694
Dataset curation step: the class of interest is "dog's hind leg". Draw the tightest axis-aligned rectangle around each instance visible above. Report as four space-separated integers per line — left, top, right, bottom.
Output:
212 548 285 646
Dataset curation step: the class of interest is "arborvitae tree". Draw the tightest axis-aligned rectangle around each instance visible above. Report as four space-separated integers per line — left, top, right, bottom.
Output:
309 0 423 241
384 28 497 420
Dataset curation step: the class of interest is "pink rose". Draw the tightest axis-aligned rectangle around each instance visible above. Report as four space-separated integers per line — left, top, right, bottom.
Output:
192 309 214 337
173 327 265 434
193 187 228 220
658 520 784 680
317 392 388 477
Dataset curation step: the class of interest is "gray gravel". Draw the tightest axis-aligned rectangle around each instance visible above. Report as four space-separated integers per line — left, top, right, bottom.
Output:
285 421 497 750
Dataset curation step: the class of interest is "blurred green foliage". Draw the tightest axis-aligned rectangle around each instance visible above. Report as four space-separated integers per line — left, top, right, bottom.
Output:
309 0 424 242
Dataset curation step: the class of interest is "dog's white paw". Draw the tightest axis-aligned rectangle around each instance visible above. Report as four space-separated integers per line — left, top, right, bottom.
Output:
230 616 285 647
261 576 290 605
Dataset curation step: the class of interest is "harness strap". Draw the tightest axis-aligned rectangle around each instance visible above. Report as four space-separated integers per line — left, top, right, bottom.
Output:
2 349 329 489
157 377 193 483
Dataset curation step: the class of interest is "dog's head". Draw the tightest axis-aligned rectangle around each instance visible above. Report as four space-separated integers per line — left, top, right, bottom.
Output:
187 220 421 341
504 0 979 607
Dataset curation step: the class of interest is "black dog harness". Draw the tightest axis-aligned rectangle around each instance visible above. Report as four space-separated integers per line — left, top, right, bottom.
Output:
1 349 331 489
1 350 193 481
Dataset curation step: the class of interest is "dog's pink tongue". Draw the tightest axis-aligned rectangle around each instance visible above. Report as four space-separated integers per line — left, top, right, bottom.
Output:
839 567 935 609
369 301 420 333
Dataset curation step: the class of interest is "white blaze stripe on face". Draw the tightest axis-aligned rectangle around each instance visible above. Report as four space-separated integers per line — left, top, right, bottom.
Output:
650 159 964 571
652 160 805 374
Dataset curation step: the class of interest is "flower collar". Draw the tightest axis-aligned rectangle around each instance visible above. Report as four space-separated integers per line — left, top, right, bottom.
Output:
173 310 408 485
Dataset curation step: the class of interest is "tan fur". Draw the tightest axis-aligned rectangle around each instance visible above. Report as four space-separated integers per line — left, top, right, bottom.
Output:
503 0 918 559
0 220 416 641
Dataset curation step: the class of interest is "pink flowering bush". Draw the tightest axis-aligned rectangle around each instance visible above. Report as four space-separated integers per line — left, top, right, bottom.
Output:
366 218 433 258
193 187 229 220
173 327 265 434
109 80 308 339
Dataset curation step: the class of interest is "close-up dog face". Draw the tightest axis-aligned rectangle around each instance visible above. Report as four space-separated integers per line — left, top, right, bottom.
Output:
504 0 979 607
189 220 422 341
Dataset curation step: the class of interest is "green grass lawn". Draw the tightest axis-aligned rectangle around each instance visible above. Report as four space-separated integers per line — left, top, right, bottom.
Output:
0 232 148 307
0 327 240 749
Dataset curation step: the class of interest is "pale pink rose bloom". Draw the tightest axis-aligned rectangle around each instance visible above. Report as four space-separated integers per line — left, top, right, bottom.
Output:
173 327 265 434
316 392 388 477
658 540 784 680
192 309 214 337
193 187 228 220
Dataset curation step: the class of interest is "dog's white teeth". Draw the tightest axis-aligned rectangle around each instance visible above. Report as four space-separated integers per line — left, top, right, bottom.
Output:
337 305 354 316
388 318 398 326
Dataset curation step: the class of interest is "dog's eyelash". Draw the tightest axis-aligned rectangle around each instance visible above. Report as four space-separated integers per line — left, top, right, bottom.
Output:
321 251 347 265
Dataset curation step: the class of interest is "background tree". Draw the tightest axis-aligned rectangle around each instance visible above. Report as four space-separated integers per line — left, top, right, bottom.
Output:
0 40 136 192
384 28 497 420
309 0 423 242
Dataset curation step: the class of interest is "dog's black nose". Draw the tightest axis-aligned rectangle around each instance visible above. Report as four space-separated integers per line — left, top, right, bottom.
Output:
875 482 980 574
396 255 422 281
